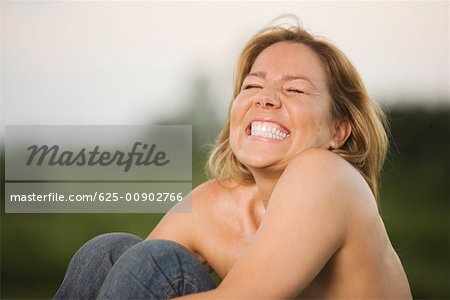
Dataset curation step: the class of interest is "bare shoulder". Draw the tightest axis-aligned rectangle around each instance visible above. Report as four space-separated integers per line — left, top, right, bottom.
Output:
187 179 247 217
287 148 363 182
270 148 379 233
266 149 370 239
192 179 240 208
146 179 244 250
282 148 375 206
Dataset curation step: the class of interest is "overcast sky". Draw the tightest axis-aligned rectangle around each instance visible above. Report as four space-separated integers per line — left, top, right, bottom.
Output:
2 1 449 129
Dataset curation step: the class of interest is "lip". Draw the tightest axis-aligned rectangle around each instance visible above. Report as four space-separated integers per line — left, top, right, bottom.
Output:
244 118 291 139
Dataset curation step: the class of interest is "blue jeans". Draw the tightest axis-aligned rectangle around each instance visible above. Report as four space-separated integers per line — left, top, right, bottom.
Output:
54 233 217 299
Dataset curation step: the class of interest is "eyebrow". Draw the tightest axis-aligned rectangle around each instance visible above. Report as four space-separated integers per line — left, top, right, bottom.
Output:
246 71 317 89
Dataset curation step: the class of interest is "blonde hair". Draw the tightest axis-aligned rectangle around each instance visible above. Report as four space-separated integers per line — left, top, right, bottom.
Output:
207 17 389 199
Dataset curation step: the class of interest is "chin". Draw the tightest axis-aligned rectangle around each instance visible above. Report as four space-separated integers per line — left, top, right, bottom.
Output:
230 134 291 170
235 152 282 170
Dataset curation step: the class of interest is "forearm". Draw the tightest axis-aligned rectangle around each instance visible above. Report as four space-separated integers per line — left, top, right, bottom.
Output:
173 289 221 300
173 285 251 300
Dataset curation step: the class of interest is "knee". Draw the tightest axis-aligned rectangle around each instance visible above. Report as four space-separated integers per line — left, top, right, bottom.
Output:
120 239 213 282
104 240 215 297
73 233 142 262
87 233 142 248
125 239 198 269
135 239 190 257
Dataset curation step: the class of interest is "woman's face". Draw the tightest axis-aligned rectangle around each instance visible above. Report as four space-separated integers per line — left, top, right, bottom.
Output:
230 41 336 173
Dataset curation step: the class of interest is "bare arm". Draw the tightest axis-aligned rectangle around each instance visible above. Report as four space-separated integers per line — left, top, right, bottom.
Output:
176 149 364 299
147 180 239 277
146 199 196 248
146 181 216 256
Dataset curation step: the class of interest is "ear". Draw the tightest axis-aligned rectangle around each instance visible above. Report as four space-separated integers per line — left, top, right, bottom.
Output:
330 119 351 149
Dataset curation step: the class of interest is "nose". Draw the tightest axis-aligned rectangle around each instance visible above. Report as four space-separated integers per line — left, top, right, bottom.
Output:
254 87 282 109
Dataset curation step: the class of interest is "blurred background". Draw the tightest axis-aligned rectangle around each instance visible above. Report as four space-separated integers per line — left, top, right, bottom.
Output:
1 1 449 299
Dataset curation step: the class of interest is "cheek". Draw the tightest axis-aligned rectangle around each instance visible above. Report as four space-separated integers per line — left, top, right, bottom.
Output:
229 101 239 125
290 105 333 141
290 105 317 129
230 95 246 117
229 97 248 131
229 100 243 149
312 111 335 144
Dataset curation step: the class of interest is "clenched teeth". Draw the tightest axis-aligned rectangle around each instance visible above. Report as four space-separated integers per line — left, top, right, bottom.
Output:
251 122 289 140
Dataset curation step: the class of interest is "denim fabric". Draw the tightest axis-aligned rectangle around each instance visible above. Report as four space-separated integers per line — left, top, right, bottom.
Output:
54 233 217 300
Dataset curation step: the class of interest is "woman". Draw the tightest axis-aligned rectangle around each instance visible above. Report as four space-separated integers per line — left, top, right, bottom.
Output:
55 17 412 299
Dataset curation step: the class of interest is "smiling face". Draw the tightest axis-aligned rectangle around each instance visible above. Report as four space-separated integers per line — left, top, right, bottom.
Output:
229 41 337 173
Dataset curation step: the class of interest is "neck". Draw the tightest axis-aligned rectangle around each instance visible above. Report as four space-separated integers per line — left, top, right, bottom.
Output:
250 168 283 208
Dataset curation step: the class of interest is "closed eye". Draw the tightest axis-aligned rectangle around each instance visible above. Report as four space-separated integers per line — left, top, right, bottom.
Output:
244 84 262 90
287 89 305 94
